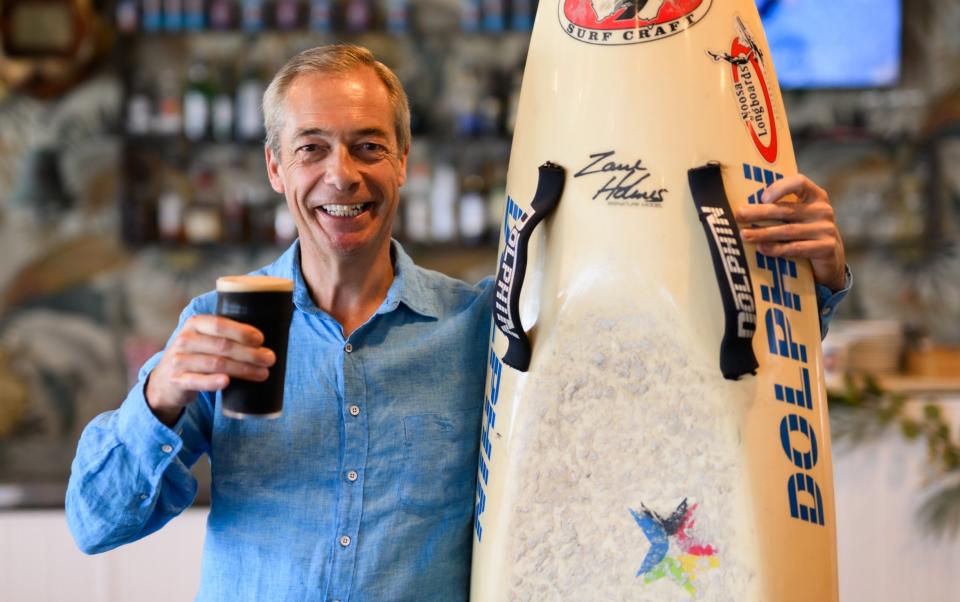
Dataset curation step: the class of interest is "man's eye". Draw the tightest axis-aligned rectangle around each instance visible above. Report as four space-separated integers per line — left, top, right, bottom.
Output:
298 144 320 154
355 143 388 159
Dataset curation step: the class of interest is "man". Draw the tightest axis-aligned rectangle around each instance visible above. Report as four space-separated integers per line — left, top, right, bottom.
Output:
66 45 850 601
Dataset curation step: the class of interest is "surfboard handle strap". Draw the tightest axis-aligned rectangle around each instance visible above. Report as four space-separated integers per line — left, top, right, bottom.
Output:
688 162 760 380
493 161 565 372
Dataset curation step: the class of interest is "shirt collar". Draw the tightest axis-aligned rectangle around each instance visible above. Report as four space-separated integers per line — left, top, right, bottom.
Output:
267 239 440 320
380 240 440 320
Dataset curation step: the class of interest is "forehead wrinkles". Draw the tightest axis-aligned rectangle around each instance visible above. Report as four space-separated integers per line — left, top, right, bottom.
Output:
282 71 396 147
293 126 391 142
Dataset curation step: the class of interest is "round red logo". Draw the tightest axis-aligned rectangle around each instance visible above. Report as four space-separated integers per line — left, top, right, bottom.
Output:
709 18 779 163
559 0 713 45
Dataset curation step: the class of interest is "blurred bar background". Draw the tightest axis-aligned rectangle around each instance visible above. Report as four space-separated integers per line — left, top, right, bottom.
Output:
0 1 959 600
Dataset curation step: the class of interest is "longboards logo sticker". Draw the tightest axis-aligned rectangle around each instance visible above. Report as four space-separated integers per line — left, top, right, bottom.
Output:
559 0 712 45
709 17 779 163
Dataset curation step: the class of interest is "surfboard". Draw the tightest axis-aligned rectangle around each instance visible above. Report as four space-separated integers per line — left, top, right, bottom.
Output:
470 2 839 600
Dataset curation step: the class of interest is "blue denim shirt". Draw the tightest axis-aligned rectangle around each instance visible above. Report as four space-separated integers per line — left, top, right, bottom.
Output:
67 240 494 601
66 239 849 601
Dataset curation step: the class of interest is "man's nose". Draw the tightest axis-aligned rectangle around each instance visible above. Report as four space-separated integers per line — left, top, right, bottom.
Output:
323 145 361 191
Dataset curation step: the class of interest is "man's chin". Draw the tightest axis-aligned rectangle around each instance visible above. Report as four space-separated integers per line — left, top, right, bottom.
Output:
304 231 388 261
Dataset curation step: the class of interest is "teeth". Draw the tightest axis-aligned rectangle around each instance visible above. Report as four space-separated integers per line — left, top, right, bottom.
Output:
321 204 366 217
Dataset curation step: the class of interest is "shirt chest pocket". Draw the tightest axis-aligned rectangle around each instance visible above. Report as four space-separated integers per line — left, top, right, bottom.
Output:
399 408 482 516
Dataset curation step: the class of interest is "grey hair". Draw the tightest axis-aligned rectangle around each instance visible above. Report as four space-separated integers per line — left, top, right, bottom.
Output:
262 44 411 158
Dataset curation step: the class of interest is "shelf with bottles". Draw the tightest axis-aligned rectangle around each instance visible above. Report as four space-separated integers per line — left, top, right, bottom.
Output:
395 137 510 249
119 138 296 248
117 29 528 143
114 0 538 37
120 132 511 251
114 3 531 248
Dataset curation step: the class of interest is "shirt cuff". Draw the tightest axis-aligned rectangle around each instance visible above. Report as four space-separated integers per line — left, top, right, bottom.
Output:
114 376 187 476
816 264 853 338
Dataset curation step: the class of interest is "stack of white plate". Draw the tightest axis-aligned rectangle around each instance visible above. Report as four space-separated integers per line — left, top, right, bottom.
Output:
823 320 904 378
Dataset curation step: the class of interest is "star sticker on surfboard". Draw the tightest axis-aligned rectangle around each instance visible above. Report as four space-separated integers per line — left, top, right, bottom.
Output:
630 498 720 595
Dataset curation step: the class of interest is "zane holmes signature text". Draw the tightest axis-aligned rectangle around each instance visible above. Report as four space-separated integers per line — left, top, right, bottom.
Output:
574 150 668 204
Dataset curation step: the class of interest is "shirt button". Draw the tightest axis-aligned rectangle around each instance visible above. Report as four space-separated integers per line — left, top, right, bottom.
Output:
346 470 358 482
139 494 148 500
339 535 351 547
344 343 353 353
821 307 832 317
160 444 173 454
349 405 361 417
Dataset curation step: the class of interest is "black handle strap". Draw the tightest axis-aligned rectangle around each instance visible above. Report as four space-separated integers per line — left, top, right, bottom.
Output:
494 161 565 372
688 162 759 380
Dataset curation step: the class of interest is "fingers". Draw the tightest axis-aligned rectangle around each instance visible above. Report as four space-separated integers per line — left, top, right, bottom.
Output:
174 329 275 367
760 174 827 205
745 239 839 261
170 372 230 392
735 196 835 224
740 221 838 245
146 316 275 418
188 315 264 347
167 351 270 383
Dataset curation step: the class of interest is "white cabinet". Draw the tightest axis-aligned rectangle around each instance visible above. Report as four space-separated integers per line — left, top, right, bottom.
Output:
0 508 205 602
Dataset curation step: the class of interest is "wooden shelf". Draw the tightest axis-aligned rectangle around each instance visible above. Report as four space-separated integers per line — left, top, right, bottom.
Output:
828 374 960 396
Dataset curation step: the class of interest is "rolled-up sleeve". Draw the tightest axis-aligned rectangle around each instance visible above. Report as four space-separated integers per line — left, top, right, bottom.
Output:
66 298 214 554
816 264 853 340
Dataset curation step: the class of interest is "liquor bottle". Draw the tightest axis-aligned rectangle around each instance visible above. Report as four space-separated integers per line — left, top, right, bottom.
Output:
183 0 205 30
429 162 458 243
275 0 301 30
153 69 183 135
345 0 372 33
116 0 138 33
183 61 212 141
236 63 266 141
482 0 504 32
184 169 223 244
484 158 506 241
461 0 481 33
385 0 408 33
241 0 266 32
163 0 184 31
142 0 163 31
222 184 250 243
208 0 234 29
126 77 153 135
403 160 432 243
450 68 481 137
309 0 333 32
157 189 185 243
510 0 533 31
477 91 502 137
458 172 487 245
211 66 235 142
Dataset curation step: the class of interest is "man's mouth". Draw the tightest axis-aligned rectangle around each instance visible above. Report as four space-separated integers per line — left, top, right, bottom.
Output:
317 203 372 218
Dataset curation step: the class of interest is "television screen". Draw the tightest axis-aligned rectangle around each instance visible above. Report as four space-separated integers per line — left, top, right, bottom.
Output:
756 0 902 88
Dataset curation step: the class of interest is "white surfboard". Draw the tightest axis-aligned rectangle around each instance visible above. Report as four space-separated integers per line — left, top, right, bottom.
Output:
470 1 839 600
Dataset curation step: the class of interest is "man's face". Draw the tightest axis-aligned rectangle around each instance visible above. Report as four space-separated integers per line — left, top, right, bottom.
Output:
266 67 407 262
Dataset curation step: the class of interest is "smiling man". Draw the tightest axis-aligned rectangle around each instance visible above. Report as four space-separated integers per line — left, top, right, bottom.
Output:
67 46 495 601
65 44 850 601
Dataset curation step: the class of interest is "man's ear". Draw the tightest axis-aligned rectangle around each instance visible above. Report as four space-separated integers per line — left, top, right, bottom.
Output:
265 145 285 194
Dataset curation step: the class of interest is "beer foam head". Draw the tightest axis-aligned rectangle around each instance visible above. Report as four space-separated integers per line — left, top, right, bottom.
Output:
216 275 294 293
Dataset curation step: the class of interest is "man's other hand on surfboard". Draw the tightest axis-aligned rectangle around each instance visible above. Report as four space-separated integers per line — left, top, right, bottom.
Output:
735 174 847 293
